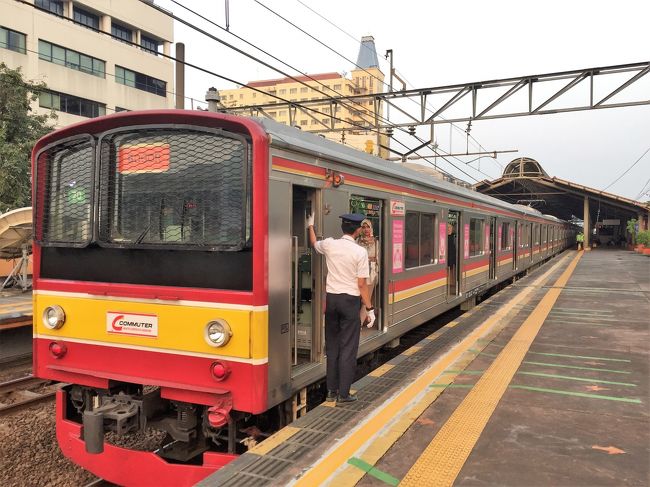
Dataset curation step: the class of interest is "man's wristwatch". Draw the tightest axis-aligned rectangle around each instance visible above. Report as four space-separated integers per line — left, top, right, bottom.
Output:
366 306 374 311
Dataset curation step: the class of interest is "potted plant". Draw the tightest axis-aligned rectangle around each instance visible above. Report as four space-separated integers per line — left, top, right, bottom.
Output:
626 219 641 251
639 230 650 255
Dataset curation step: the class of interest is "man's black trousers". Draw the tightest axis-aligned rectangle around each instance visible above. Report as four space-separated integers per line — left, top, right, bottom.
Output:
324 292 361 397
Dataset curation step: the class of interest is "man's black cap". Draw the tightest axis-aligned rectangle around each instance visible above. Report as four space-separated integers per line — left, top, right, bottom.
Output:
339 213 366 224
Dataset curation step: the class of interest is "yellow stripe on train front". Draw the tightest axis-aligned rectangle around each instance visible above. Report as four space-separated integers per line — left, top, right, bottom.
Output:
34 294 268 360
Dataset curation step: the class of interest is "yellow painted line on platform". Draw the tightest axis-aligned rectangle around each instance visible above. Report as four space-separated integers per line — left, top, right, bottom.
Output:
330 282 534 486
400 251 583 487
248 426 300 455
292 253 573 487
369 363 395 377
403 346 422 356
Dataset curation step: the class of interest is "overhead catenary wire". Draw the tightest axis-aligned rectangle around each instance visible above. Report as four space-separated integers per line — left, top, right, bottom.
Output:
24 0 484 183
244 0 491 181
633 175 650 200
148 0 485 182
293 0 501 170
602 146 650 191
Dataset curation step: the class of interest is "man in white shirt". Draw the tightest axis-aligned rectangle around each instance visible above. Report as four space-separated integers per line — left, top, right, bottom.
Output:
307 212 375 404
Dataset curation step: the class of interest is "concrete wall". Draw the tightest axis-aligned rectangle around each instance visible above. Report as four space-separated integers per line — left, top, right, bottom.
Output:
1 0 174 126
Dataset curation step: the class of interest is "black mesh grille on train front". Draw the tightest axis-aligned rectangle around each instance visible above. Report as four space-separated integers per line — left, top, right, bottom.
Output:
34 135 95 247
98 126 250 251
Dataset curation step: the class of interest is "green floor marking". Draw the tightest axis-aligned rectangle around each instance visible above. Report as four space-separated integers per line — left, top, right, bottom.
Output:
510 385 642 404
469 351 631 373
526 351 630 362
347 457 400 486
476 342 631 362
430 383 641 403
446 370 635 386
522 360 631 374
517 371 636 386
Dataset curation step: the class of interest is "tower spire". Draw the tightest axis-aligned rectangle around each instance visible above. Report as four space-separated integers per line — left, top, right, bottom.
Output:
356 35 379 69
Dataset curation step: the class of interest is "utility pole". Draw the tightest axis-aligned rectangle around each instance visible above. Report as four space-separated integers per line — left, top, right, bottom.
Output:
175 43 185 109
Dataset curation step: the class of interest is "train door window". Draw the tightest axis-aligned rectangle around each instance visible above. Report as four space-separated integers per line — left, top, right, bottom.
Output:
500 222 510 250
290 186 319 370
405 211 436 268
469 218 484 257
447 210 460 296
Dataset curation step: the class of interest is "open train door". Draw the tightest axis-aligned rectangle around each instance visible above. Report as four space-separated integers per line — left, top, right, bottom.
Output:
267 180 324 410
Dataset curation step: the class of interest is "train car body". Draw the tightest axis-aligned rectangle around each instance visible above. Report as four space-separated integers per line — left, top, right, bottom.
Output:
31 110 572 486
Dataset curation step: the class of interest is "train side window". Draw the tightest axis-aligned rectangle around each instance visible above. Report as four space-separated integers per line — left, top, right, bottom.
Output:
469 218 484 257
405 210 436 268
420 213 435 265
405 212 419 268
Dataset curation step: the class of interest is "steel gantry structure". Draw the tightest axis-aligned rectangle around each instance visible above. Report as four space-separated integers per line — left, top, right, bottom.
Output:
229 61 650 133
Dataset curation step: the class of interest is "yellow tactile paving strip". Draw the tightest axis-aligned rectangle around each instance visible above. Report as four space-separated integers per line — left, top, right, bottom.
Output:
248 426 300 455
400 251 582 487
293 253 575 487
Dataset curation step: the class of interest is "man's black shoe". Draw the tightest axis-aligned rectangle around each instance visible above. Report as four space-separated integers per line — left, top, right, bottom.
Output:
336 394 357 405
325 391 338 402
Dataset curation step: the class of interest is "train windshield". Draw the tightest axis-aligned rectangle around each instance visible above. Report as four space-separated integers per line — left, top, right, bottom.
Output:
36 126 251 251
98 127 250 251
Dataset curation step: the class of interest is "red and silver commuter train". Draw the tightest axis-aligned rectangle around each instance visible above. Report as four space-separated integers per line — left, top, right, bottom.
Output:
31 110 572 486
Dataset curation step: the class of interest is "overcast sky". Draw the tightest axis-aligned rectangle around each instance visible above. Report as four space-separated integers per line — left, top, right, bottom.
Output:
156 0 650 201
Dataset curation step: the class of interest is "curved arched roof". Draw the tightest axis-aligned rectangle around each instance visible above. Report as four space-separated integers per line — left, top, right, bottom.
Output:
503 157 548 178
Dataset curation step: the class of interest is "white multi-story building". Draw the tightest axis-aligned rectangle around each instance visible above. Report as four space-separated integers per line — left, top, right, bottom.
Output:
0 0 174 126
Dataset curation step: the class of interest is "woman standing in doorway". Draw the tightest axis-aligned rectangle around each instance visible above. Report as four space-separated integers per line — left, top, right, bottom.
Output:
357 219 379 327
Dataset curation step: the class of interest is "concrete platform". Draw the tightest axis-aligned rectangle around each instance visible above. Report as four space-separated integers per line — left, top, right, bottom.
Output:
201 249 649 487
0 289 33 362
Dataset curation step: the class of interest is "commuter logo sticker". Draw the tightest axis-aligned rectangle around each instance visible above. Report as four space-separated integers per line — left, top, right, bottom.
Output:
107 312 158 337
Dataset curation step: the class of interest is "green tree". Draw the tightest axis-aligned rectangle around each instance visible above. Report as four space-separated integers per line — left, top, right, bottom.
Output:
0 62 56 212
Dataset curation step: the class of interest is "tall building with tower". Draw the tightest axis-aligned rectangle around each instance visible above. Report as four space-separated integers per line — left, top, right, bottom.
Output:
0 0 174 127
217 36 390 158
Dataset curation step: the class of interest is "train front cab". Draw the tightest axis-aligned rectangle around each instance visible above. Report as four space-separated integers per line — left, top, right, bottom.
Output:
31 111 273 486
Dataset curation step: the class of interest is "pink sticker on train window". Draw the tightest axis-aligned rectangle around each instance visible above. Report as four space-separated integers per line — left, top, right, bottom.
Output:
392 219 404 273
438 222 447 264
497 225 502 251
464 223 470 259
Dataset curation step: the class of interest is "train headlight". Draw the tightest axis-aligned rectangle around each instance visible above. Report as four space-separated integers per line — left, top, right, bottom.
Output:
42 305 66 330
205 320 232 347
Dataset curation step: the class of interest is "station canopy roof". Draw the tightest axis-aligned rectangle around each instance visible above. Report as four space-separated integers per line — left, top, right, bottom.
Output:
473 157 649 224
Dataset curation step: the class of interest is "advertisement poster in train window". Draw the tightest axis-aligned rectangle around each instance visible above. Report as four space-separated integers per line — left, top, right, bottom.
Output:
484 224 490 254
438 222 446 264
392 219 404 273
464 223 470 259
497 225 502 251
510 226 514 250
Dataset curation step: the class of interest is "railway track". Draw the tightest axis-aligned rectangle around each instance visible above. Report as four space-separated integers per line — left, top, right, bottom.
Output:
0 375 57 418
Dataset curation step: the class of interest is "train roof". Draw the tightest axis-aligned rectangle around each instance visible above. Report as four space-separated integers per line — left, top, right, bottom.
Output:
254 117 562 223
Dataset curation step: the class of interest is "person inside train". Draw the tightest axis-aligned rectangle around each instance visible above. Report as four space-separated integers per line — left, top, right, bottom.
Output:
307 212 375 405
447 224 457 294
356 218 379 328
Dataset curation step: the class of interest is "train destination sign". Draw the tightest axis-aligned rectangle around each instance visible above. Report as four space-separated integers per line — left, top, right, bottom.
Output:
118 143 171 174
